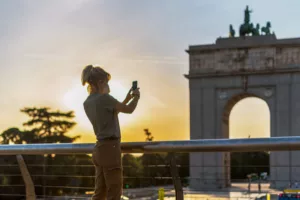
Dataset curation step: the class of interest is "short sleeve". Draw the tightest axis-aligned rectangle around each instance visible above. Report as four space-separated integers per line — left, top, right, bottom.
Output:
102 94 119 113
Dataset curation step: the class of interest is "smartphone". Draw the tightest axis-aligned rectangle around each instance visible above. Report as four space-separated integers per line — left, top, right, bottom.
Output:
132 81 138 90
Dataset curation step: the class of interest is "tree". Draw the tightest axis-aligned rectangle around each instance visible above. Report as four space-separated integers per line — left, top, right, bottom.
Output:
0 128 42 199
0 107 82 198
140 129 169 187
140 129 189 187
1 107 80 145
1 127 40 145
144 129 153 142
122 154 143 188
19 107 81 196
1 128 25 144
231 152 269 181
21 107 80 143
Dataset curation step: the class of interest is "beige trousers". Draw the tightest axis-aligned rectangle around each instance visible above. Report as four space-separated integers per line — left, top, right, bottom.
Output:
91 140 123 200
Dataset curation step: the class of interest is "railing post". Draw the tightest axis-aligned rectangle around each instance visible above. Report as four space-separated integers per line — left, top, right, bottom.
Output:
16 155 36 200
247 175 251 193
168 153 183 200
258 177 261 193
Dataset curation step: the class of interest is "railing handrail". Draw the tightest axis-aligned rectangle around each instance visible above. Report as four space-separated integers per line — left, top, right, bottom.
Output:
0 136 300 155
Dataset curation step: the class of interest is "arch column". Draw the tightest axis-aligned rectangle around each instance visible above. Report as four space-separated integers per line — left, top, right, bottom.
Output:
189 76 292 190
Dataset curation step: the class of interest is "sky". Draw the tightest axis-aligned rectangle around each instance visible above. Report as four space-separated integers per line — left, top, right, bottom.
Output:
0 0 297 143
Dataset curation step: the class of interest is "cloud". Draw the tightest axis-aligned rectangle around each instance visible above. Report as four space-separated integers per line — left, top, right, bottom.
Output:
147 95 166 108
125 55 186 65
65 0 93 13
24 53 69 61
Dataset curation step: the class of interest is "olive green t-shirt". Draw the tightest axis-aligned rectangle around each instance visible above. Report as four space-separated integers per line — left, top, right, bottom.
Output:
83 93 121 141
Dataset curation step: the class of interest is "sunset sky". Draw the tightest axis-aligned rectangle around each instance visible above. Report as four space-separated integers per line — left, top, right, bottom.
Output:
0 0 297 143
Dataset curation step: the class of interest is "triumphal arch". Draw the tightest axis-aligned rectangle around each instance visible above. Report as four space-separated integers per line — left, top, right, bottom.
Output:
186 6 300 189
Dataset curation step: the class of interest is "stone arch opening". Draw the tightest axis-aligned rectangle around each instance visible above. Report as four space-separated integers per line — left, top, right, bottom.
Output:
222 93 271 186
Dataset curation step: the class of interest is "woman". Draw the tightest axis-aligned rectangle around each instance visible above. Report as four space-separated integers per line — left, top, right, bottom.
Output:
81 65 140 200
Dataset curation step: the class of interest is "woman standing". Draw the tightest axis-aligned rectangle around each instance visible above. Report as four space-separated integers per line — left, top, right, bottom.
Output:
81 65 140 200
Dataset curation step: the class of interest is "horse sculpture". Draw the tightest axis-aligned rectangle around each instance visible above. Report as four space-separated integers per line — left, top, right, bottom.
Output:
251 23 260 36
239 23 254 36
261 22 271 35
228 6 273 37
229 24 235 37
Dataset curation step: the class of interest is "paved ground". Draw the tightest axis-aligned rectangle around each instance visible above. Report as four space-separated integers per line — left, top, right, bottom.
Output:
122 183 281 200
35 183 281 199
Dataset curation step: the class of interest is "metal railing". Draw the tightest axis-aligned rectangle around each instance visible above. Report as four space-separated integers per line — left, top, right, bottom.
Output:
1 136 300 155
1 136 300 200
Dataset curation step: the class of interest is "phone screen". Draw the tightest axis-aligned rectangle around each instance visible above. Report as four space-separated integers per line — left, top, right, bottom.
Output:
132 81 138 90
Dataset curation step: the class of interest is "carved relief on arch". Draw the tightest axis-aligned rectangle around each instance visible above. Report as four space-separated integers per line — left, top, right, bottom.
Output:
190 46 300 73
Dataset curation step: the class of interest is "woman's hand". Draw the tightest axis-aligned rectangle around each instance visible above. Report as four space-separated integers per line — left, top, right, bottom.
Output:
122 88 140 106
132 88 140 98
124 88 133 102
